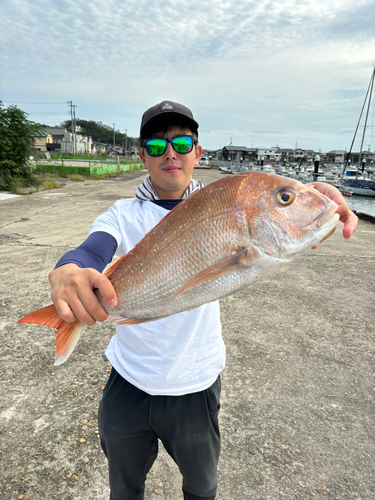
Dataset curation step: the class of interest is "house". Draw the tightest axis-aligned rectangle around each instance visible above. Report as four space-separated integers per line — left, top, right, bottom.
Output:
293 148 306 162
325 150 346 164
33 131 54 152
44 126 93 154
256 147 282 162
221 146 257 162
92 141 107 155
206 150 220 159
106 145 125 156
342 149 375 166
43 127 71 152
293 149 318 162
280 148 294 164
129 145 139 156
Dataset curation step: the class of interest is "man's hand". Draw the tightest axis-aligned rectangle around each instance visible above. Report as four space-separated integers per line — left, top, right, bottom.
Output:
48 264 117 325
306 182 358 249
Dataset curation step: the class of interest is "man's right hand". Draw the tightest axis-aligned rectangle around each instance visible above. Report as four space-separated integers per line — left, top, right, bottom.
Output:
48 264 117 326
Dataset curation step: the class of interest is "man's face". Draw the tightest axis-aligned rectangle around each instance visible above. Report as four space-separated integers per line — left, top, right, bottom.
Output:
139 126 202 200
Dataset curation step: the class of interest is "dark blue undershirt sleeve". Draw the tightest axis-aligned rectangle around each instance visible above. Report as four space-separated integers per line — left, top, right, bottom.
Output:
55 231 118 273
54 200 182 272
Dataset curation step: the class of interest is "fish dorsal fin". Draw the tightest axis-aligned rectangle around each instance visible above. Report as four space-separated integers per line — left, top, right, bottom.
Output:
169 246 259 303
104 253 127 276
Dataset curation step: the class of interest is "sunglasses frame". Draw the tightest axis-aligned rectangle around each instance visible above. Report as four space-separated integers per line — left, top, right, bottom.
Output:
143 134 198 157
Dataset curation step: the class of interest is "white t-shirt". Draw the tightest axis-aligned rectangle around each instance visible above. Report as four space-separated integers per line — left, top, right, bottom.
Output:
89 198 225 396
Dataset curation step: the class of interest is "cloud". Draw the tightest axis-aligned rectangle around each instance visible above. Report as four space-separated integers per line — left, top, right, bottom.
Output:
1 0 374 151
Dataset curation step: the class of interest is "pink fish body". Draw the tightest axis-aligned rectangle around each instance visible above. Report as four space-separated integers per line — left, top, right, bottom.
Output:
19 172 339 364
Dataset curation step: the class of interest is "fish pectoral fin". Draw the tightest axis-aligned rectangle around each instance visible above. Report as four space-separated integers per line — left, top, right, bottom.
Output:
18 304 84 365
169 246 259 303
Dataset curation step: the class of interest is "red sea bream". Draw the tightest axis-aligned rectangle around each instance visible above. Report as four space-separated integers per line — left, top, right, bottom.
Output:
19 172 339 365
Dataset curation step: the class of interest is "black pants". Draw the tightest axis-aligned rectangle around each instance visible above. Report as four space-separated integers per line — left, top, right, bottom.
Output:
98 368 221 500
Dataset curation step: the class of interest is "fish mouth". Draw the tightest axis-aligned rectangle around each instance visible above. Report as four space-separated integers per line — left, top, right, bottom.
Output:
311 203 340 230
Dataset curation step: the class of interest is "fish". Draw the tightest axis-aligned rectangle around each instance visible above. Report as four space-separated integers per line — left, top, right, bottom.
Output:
18 172 339 365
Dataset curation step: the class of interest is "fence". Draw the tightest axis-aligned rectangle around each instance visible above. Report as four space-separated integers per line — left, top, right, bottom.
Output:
36 159 143 176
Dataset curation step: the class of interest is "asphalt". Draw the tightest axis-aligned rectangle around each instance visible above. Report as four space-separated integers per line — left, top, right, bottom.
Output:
0 168 374 500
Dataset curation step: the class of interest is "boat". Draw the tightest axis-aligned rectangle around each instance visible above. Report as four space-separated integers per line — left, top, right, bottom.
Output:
340 177 375 196
342 67 375 196
339 187 353 197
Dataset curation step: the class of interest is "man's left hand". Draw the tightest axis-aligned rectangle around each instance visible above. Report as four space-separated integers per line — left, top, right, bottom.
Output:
306 182 358 249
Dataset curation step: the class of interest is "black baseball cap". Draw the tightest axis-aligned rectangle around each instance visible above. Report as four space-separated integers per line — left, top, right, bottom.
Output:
140 100 199 136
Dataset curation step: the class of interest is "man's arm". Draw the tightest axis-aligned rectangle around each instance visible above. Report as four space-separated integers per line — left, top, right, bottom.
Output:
49 232 118 326
307 182 358 248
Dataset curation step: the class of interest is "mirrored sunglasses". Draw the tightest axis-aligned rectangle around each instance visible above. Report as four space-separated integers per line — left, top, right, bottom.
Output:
143 135 197 157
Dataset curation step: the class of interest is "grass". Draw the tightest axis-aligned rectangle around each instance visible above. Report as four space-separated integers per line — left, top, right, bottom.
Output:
66 174 86 182
49 154 138 164
1 164 141 195
42 179 62 189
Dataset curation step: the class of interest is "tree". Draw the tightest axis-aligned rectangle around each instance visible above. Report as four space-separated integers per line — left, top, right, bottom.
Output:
0 100 43 189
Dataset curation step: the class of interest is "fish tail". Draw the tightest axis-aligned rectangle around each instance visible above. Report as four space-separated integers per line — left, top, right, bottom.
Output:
18 304 84 366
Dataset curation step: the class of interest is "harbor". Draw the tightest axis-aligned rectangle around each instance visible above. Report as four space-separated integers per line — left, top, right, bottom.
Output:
0 168 374 500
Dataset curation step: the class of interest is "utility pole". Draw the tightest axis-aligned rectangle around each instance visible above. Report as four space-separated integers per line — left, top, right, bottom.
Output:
73 104 77 155
125 129 128 157
68 101 74 155
113 124 116 154
67 101 77 155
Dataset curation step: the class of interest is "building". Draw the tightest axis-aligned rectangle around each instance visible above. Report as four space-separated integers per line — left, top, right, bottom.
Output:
256 147 281 162
92 141 107 155
43 126 93 154
221 146 257 162
325 150 346 164
280 148 294 164
32 131 54 152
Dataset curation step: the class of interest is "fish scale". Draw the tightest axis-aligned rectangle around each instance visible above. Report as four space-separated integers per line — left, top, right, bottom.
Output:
105 210 246 318
18 172 340 364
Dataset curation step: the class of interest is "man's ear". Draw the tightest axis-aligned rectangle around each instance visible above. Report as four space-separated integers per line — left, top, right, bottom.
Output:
139 149 147 169
194 144 202 166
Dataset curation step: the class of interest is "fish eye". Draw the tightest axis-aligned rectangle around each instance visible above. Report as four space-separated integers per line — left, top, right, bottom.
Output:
277 190 295 206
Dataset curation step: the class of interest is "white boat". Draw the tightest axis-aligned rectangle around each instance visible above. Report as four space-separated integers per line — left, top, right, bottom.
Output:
261 164 275 173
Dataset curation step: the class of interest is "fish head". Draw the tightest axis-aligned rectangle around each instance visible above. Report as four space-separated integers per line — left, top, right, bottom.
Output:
239 173 340 258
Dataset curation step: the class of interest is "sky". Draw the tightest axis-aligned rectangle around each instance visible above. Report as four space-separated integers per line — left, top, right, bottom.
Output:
1 0 375 153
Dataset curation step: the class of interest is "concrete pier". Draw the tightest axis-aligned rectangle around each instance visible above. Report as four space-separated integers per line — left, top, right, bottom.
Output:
0 169 374 499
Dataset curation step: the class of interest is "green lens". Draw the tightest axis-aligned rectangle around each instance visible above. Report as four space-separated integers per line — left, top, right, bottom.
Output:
172 136 193 154
146 138 166 156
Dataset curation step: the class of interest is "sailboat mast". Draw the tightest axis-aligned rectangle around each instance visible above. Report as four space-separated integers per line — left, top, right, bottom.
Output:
357 67 375 177
344 67 375 173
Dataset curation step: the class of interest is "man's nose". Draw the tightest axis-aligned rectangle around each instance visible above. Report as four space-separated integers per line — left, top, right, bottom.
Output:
164 142 177 159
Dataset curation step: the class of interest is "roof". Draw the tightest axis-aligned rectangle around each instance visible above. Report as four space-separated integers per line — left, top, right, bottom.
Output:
222 146 254 152
33 130 51 138
44 127 67 132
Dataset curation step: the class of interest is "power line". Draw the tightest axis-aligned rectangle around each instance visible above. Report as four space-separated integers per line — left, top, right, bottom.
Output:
26 112 69 115
1 101 67 104
34 121 67 124
76 105 93 121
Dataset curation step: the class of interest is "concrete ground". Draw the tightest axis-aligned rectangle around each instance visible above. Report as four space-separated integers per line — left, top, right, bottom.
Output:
0 168 374 500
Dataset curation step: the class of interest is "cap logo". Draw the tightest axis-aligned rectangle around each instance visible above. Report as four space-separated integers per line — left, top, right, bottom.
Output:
161 102 174 110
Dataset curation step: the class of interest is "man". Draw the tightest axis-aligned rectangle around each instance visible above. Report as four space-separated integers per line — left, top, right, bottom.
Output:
48 101 358 500
314 153 320 180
